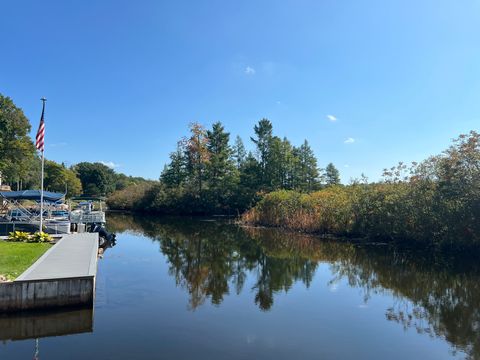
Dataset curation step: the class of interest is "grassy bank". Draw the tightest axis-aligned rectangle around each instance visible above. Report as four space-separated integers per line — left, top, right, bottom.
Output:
0 242 52 280
242 132 480 249
242 181 479 249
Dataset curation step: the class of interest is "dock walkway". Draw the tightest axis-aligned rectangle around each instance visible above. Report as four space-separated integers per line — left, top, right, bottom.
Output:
16 233 98 281
0 233 99 312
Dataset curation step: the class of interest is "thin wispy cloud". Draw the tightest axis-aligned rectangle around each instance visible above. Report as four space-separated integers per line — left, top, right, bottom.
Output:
344 137 355 144
244 66 256 75
326 114 337 122
100 161 121 169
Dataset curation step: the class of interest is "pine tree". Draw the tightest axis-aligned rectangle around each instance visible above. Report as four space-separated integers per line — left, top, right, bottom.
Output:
297 140 319 191
206 122 235 185
250 118 273 188
232 135 246 169
161 142 187 187
325 163 341 186
238 151 262 203
269 137 296 190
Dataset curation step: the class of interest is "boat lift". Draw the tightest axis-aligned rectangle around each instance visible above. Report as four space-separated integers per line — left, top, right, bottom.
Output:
0 190 70 235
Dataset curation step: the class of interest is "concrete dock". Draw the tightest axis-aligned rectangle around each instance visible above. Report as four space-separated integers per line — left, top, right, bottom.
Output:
0 233 99 312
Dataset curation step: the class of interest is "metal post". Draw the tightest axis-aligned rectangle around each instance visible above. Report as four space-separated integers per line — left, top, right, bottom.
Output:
39 151 45 232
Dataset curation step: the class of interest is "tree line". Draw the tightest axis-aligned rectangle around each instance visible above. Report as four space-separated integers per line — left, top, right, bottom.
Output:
5 92 478 249
0 94 149 197
108 119 342 213
1 93 340 207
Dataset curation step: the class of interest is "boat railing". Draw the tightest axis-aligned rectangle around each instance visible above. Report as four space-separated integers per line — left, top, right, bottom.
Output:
70 212 106 224
0 222 69 236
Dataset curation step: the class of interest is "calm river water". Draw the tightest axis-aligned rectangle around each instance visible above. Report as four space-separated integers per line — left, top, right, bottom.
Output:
1 214 479 359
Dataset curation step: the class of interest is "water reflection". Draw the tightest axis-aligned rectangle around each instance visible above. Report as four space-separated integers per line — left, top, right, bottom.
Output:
0 307 93 341
109 215 321 311
108 213 480 359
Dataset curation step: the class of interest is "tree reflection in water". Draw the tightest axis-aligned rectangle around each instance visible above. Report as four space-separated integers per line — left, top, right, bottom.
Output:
107 213 480 359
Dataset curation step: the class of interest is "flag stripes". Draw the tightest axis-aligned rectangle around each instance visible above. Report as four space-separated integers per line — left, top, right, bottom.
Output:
36 107 45 152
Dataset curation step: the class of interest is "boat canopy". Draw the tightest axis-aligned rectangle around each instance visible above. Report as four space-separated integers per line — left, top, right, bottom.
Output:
0 190 65 202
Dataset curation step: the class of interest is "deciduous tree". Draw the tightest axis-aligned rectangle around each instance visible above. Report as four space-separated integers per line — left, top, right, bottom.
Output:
0 94 36 186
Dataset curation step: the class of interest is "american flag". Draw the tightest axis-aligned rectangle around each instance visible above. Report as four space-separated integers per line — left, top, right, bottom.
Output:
35 103 45 152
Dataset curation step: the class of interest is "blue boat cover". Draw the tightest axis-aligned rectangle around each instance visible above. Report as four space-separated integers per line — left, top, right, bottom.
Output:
0 190 65 202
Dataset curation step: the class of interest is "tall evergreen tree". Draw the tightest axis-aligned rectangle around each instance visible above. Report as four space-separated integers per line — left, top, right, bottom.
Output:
161 142 187 187
250 118 273 188
269 137 296 190
296 140 319 191
232 135 246 169
206 122 234 184
238 151 262 204
205 122 239 211
325 163 341 186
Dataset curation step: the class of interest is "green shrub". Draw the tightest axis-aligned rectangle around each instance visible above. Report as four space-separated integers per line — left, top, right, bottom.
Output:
106 182 154 211
243 187 355 235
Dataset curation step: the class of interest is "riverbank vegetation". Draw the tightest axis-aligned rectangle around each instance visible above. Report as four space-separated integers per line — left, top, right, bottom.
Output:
106 114 480 250
244 131 480 249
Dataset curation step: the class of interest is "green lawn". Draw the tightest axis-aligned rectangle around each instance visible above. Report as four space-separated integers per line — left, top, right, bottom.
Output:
0 241 52 281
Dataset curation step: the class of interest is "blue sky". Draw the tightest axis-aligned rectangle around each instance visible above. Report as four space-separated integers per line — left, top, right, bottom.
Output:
1 0 479 182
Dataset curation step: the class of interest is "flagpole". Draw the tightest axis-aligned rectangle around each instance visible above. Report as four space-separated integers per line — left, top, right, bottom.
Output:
39 98 47 233
40 150 45 232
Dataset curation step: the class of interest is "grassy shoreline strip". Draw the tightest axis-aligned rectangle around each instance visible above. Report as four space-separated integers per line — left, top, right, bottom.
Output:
242 183 480 250
0 242 52 281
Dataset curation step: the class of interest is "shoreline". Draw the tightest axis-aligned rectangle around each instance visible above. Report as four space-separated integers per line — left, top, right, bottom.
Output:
106 210 480 255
